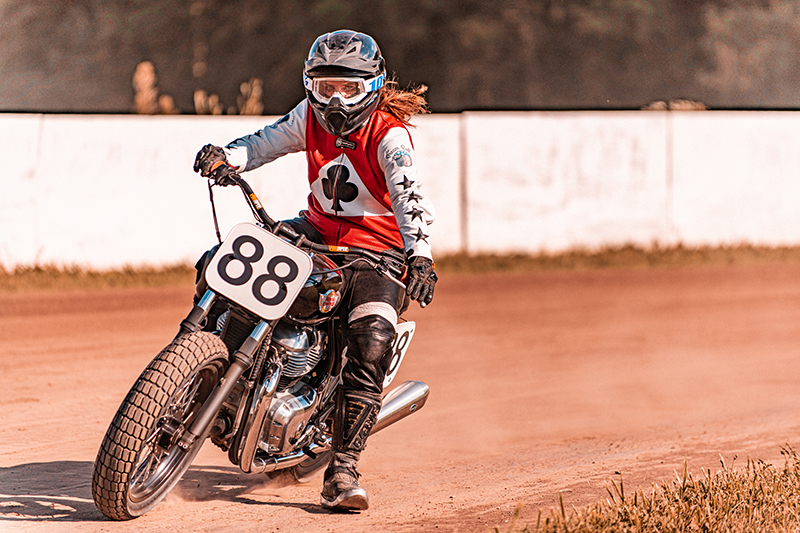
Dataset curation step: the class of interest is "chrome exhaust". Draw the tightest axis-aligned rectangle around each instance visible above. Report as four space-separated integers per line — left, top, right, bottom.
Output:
251 440 328 474
372 380 430 434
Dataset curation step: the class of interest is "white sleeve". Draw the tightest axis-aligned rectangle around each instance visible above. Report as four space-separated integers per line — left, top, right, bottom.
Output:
224 100 308 172
378 127 436 261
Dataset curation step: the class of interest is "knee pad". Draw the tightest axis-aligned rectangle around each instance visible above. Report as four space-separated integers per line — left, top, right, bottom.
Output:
343 315 396 393
347 315 395 366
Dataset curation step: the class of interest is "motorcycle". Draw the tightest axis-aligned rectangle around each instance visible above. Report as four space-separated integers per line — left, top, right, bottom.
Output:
91 173 429 520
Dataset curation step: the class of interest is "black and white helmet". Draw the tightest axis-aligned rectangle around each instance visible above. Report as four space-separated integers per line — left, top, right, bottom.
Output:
303 30 386 136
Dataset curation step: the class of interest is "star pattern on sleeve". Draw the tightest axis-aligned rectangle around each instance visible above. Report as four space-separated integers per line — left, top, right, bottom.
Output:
407 207 424 222
398 175 415 190
407 190 423 203
413 228 430 243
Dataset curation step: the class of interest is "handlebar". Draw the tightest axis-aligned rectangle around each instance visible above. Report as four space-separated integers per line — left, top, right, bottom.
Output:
217 174 407 289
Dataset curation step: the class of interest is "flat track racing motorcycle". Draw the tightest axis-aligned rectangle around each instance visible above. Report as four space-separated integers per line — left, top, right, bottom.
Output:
91 174 429 520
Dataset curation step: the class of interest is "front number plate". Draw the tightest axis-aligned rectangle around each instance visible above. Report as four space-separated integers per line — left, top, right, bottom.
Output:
205 223 313 320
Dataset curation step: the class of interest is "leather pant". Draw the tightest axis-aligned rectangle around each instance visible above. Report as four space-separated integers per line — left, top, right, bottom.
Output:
284 215 408 395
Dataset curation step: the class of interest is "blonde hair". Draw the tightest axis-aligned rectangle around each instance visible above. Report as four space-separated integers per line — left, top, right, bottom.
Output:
376 77 429 126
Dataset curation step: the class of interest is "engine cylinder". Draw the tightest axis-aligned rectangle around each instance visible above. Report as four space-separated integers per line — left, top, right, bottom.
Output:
271 321 326 380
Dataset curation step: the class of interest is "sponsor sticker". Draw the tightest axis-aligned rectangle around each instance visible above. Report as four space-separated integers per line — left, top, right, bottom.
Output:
249 193 263 210
319 289 341 313
335 137 357 150
393 150 413 167
385 144 414 167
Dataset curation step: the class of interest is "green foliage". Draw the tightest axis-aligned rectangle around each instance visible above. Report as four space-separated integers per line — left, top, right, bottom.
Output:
700 1 800 107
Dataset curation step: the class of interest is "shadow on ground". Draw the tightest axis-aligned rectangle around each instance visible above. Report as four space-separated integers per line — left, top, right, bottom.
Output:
0 461 100 521
0 460 322 522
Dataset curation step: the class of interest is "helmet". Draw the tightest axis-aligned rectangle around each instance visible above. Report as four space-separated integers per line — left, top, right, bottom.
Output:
303 30 386 136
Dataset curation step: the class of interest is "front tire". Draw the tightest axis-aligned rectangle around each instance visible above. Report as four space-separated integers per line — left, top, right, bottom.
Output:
92 331 229 520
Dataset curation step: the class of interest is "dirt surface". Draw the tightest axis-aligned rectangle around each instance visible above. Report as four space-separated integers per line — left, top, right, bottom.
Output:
2 263 800 532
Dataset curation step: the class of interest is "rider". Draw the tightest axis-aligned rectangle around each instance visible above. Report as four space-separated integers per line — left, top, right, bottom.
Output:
193 29 437 512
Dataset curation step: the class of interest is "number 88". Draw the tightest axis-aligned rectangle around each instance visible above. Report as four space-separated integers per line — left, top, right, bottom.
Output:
218 235 299 306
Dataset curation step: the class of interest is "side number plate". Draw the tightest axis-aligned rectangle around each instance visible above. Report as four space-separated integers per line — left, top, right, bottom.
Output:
383 321 415 388
205 223 313 320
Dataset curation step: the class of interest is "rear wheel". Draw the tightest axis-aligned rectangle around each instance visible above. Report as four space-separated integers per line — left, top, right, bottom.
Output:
292 449 331 483
292 410 333 483
92 331 229 520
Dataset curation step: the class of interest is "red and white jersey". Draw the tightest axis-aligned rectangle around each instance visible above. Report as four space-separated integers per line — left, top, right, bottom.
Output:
225 100 435 260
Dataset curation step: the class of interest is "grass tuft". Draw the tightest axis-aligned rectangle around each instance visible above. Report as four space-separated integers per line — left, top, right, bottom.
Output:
507 446 800 533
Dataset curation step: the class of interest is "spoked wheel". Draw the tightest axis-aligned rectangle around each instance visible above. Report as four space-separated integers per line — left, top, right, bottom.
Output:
92 331 229 520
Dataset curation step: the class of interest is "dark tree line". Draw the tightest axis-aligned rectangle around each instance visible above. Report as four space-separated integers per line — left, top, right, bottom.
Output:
0 0 797 114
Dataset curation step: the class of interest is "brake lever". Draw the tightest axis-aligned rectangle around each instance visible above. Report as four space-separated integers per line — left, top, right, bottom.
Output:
372 257 432 307
374 262 429 307
374 263 406 291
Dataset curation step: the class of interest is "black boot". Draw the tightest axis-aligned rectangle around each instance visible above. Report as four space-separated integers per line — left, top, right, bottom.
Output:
320 388 381 511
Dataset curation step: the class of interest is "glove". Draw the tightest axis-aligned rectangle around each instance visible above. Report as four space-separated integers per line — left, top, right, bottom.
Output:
193 144 227 176
193 144 238 186
406 256 437 306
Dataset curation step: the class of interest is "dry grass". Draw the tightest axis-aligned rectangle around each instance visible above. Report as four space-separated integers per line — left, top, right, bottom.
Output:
0 263 196 292
504 447 800 533
3 244 800 292
438 243 800 274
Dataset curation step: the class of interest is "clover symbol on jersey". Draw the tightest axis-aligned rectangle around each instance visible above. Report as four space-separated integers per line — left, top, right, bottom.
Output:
322 164 359 212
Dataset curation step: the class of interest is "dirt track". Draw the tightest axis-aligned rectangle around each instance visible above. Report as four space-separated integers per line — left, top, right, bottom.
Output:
2 263 800 532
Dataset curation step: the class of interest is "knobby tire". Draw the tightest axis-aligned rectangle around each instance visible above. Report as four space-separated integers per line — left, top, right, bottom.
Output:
91 331 229 520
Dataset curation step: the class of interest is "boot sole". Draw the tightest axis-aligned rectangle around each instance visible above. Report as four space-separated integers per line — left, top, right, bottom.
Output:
320 488 369 512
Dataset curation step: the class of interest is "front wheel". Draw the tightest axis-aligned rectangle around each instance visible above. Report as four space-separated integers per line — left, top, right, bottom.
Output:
92 331 229 520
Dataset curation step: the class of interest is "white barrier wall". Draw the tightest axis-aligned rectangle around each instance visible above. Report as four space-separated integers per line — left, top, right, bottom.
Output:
0 113 460 269
1 111 799 269
463 111 671 253
3 115 296 268
672 112 800 246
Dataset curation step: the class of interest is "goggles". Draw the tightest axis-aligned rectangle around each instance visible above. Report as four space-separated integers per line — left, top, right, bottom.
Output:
304 73 385 105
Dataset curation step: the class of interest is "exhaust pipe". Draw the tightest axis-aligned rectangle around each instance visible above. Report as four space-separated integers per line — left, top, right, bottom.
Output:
372 380 430 434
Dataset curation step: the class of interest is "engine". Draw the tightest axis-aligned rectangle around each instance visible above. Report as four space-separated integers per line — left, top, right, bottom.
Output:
212 310 330 456
258 381 318 454
255 321 328 454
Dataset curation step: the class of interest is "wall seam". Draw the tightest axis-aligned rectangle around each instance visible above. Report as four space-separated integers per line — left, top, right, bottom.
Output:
665 111 675 242
458 112 468 254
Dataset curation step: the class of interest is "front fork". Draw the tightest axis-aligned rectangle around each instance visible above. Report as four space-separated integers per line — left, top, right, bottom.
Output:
175 290 276 452
178 289 217 337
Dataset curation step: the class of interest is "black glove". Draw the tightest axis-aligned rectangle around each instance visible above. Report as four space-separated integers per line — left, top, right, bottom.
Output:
406 256 437 306
193 144 238 186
